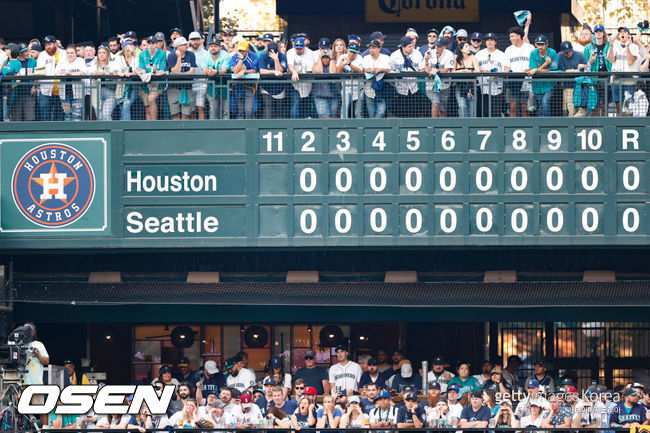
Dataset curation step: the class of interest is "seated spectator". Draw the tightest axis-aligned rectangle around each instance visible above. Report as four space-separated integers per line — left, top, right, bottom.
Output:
448 362 481 397
269 385 297 414
369 389 398 427
291 396 317 428
359 357 390 390
515 379 550 419
166 36 197 120
520 401 547 428
127 404 165 432
390 361 422 393
453 41 480 117
525 361 556 393
396 392 425 428
473 360 492 387
425 36 455 117
483 366 512 394
483 389 499 417
527 35 559 117
265 356 292 399
312 51 341 118
541 393 572 428
389 36 425 118
265 406 291 428
317 395 342 428
232 392 263 427
62 359 89 385
152 365 180 387
199 398 231 427
459 390 490 428
169 382 193 414
360 382 379 413
494 399 518 427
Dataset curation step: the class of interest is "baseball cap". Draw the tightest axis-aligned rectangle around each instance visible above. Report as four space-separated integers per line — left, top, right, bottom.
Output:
447 385 460 393
262 377 276 386
43 35 57 44
399 36 413 47
293 37 305 49
204 360 219 374
560 41 573 53
335 344 348 352
535 35 549 44
428 382 441 390
367 357 378 366
304 386 317 395
121 40 134 50
189 31 201 40
236 40 249 51
159 365 172 374
349 395 361 403
491 367 503 374
471 32 482 40
210 399 226 408
146 36 157 44
427 28 440 36
31 44 43 52
594 24 605 32
401 363 413 378
405 28 418 39
434 37 448 47
124 31 137 39
368 39 382 48
154 32 165 42
565 385 578 394
348 34 361 42
348 41 360 53
318 37 331 49
297 32 310 39
177 357 190 367
526 379 540 388
404 393 417 401
240 392 252 408
370 31 385 40
209 36 221 46
432 356 445 365
484 32 497 41
535 360 546 367
623 387 639 397
530 400 542 407
456 29 468 38
266 41 278 52
63 359 74 365
262 33 274 42
230 388 242 399
224 356 240 370
173 36 188 48
170 27 183 35
271 356 283 369
632 382 644 389
17 43 29 53
222 29 235 36
471 390 483 398
618 26 630 33
304 350 316 359
500 399 513 406
378 390 391 399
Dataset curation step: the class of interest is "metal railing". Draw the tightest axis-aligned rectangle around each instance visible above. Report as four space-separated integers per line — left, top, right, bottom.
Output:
1 72 649 120
17 428 634 433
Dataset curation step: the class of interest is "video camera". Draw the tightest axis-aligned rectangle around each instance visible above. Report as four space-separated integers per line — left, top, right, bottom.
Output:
0 325 34 369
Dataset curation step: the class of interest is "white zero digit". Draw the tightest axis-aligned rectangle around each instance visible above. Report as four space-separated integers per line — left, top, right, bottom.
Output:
370 208 387 232
406 130 421 151
577 129 602 150
262 131 283 152
299 209 317 234
582 207 599 232
301 131 315 152
511 208 528 233
547 130 562 150
440 208 457 233
623 166 640 191
547 207 564 232
510 166 528 191
477 130 492 150
475 166 493 192
405 209 422 233
372 131 387 151
336 131 351 151
370 167 387 192
441 130 455 151
546 166 564 191
335 167 352 192
476 207 493 232
623 208 640 233
581 166 599 191
299 167 317 192
405 167 422 192
439 167 457 191
512 129 527 150
334 209 352 234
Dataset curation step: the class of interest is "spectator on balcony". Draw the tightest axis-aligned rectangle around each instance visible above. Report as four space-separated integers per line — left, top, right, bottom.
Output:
494 399 518 427
515 378 551 419
169 27 183 53
459 391 490 428
155 32 166 52
453 41 480 118
455 29 469 52
317 395 342 428
390 361 422 393
606 26 642 114
54 44 85 122
519 401 546 429
89 45 119 121
473 360 492 387
369 390 398 427
337 40 363 118
420 383 442 414
114 40 139 121
294 350 330 395
361 32 390 57
505 27 534 117
5 43 37 122
287 37 314 118
30 44 42 60
229 39 258 119
441 26 456 52
292 396 317 428
136 36 167 120
449 362 481 397
476 33 508 117
424 37 454 118
167 36 197 120
558 41 588 117
331 38 347 65
525 361 556 394
395 393 425 428
527 35 558 117
35 35 63 121
107 36 120 57
470 32 483 55
419 28 440 57
483 367 512 394
359 356 390 389
203 36 230 119
258 41 287 119
427 356 455 393
188 31 210 119
389 35 425 118
222 29 235 54
541 393 572 428
573 26 593 57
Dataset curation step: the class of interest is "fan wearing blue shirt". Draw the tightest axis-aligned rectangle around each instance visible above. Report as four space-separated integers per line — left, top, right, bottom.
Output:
230 39 259 119
166 36 197 120
396 393 425 428
258 42 288 118
459 391 491 428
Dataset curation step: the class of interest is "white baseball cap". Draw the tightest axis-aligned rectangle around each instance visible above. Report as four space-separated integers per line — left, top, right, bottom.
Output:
401 363 413 378
204 360 219 374
173 36 188 48
188 31 201 40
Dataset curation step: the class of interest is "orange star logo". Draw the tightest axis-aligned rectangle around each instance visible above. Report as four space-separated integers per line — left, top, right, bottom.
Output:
32 163 75 204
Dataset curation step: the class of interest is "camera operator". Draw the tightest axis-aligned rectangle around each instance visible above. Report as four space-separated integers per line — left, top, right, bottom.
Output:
23 322 49 385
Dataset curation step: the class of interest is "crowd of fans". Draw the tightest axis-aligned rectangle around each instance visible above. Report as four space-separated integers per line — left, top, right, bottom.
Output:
48 347 650 430
1 15 650 121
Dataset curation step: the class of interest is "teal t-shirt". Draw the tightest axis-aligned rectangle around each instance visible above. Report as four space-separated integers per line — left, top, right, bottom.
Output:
2 59 22 76
448 376 481 396
205 50 231 98
529 47 558 94
138 48 167 73
49 412 80 428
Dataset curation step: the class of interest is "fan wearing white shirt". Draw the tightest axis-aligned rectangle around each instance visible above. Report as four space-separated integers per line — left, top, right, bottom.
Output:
475 33 509 117
329 344 363 396
362 40 391 118
424 38 454 117
286 37 315 118
606 26 642 113
504 26 534 117
389 36 425 117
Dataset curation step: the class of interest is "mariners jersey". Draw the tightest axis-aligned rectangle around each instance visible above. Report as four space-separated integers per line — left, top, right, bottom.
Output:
329 360 362 393
609 402 647 425
427 370 455 393
226 368 257 392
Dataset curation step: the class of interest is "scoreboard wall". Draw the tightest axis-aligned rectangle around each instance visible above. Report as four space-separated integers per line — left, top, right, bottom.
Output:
0 119 648 250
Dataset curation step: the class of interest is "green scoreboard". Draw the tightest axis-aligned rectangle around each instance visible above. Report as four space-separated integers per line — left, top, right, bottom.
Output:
0 118 648 249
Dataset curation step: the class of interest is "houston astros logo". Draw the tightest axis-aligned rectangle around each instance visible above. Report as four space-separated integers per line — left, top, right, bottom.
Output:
12 143 95 228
